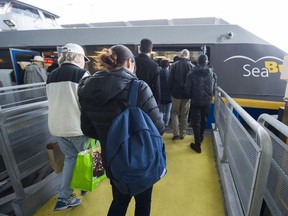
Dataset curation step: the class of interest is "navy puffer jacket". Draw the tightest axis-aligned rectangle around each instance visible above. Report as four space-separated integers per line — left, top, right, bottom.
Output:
78 69 165 171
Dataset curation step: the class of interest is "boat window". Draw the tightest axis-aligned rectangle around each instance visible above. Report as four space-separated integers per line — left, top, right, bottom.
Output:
152 49 203 65
9 2 40 19
43 12 55 20
149 46 210 66
0 50 13 69
42 12 57 25
0 2 5 14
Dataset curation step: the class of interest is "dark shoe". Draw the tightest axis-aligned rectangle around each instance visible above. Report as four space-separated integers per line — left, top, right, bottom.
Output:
190 143 201 153
54 194 81 211
172 135 180 141
180 135 185 139
80 190 88 196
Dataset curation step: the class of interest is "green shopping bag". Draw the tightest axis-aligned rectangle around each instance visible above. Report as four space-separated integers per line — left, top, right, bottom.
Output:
71 138 106 191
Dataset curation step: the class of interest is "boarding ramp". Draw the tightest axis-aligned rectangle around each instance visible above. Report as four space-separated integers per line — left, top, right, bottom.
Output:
257 114 288 216
0 82 47 110
0 101 61 216
212 87 272 216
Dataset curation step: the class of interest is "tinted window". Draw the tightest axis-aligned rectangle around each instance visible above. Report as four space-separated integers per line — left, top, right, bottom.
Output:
0 49 12 69
9 2 40 18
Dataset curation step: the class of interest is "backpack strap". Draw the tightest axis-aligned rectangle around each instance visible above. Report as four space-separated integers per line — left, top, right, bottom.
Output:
128 80 140 107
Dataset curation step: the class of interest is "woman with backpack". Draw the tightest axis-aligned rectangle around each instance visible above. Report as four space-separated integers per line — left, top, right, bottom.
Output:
78 44 165 216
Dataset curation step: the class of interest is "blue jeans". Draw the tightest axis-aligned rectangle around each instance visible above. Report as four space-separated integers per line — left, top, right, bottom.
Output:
57 135 89 199
159 103 172 126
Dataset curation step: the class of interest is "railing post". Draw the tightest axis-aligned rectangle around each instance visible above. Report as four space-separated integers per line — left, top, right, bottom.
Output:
213 90 220 131
0 127 25 199
221 103 233 163
248 127 272 216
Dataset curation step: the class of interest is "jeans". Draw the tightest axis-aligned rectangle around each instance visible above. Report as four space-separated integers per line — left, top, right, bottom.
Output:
159 103 172 126
57 135 89 199
108 181 153 216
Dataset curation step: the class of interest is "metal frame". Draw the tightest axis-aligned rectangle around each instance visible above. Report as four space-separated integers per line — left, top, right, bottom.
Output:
0 101 60 215
258 114 288 216
213 87 272 216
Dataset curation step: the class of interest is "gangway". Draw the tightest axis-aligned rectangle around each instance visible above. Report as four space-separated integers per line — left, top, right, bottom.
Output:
1 85 288 215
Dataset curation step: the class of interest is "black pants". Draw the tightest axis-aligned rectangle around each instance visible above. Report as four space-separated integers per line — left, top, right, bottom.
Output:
108 180 153 216
189 104 210 146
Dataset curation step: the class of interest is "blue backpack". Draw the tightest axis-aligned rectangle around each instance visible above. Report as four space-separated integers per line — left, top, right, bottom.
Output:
106 80 167 196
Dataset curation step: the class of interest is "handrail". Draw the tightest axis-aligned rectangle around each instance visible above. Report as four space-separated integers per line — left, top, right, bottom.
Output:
0 82 47 110
0 101 48 123
258 113 288 137
215 86 273 216
257 113 288 216
216 87 263 133
0 82 46 92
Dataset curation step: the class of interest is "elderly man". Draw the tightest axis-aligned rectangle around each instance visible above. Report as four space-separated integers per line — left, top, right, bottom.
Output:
24 55 47 84
46 43 90 211
168 49 195 141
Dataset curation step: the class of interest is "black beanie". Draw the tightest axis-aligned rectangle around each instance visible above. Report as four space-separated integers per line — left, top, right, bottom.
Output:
198 54 208 66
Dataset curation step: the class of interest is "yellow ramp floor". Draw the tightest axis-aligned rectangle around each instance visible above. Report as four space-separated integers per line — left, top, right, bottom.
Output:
34 133 225 216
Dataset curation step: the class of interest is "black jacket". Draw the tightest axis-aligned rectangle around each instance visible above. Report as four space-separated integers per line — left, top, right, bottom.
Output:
78 69 165 170
185 65 217 106
167 58 194 99
135 53 161 104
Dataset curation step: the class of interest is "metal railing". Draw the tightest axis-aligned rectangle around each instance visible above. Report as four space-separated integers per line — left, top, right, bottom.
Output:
258 114 288 216
0 101 60 215
213 86 272 216
0 82 47 110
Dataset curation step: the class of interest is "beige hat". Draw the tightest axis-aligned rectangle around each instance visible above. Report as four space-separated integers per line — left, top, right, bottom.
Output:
31 55 44 62
61 43 90 62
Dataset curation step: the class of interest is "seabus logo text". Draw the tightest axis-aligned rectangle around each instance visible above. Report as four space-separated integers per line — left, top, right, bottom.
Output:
224 55 283 77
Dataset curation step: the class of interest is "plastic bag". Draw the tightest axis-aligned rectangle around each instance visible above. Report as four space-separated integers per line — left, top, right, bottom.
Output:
71 139 106 191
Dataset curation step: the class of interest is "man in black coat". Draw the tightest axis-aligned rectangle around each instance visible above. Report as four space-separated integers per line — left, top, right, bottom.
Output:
135 38 161 104
185 54 217 153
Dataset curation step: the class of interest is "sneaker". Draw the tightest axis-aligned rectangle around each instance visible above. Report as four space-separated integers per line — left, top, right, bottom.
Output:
180 135 185 139
80 190 88 196
190 143 201 153
54 194 81 211
172 135 180 141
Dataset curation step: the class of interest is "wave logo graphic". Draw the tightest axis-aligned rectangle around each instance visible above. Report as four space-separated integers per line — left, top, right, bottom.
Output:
224 55 283 63
223 55 283 77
